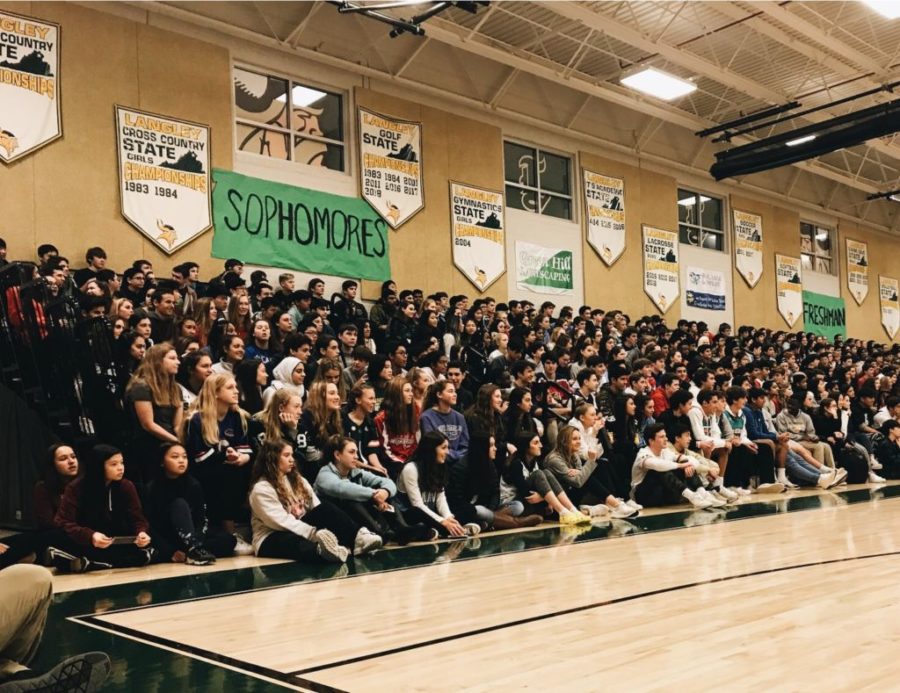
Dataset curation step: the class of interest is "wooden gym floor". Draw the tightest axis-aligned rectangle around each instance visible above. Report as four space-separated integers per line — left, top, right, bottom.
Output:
30 482 900 691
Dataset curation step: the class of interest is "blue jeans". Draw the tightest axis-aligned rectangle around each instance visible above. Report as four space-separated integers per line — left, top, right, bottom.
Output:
785 451 821 486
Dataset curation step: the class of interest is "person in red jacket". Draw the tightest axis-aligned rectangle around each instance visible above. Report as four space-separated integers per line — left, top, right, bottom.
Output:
52 445 155 573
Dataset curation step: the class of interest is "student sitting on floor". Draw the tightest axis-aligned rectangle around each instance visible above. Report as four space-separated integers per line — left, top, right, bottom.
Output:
668 424 735 504
145 443 236 566
52 445 155 573
249 440 382 564
314 435 430 545
875 420 900 479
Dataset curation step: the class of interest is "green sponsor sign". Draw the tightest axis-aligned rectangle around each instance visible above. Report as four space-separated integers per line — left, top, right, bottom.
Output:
515 241 574 295
802 290 846 341
211 169 391 280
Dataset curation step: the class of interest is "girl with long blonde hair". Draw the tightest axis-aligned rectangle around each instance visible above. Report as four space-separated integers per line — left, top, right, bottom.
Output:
297 381 343 477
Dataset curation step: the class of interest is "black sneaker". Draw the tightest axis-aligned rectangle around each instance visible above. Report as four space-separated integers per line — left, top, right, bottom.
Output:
185 547 216 566
0 651 111 692
395 523 431 545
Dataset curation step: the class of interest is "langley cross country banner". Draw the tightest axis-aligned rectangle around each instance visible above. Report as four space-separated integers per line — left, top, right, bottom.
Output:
358 107 423 229
846 238 869 305
211 169 391 281
642 226 679 313
880 275 899 340
0 11 60 163
583 169 625 266
776 254 803 328
802 291 846 341
115 106 212 254
686 267 726 311
733 209 763 288
450 182 505 292
515 241 573 295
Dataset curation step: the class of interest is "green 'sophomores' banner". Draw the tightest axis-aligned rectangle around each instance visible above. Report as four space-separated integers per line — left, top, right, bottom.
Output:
515 241 573 295
802 291 846 341
0 11 60 163
212 169 391 281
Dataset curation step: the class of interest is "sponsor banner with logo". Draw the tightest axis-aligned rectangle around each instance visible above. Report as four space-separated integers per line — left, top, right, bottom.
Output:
776 254 803 328
642 226 679 313
880 275 899 340
450 182 505 292
211 169 391 281
802 291 846 341
115 106 212 255
732 209 763 288
846 238 869 305
515 241 573 295
0 11 60 163
583 169 625 266
358 107 423 229
686 266 726 311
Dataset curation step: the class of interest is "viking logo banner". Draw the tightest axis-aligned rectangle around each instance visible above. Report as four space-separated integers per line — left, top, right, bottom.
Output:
0 11 60 163
846 238 869 306
115 106 212 255
450 182 505 293
583 170 625 266
776 254 803 328
358 107 423 229
642 226 680 314
880 276 899 340
733 209 763 288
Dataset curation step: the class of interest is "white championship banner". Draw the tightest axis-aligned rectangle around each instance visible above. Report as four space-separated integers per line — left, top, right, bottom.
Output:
450 182 505 292
846 238 869 306
642 226 679 313
880 276 899 340
775 254 803 328
733 209 763 288
583 169 625 266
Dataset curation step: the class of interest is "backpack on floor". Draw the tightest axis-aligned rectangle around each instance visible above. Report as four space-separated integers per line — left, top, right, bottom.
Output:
838 446 868 484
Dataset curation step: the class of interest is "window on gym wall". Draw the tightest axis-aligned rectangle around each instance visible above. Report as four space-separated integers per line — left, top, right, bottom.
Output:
233 65 346 172
800 221 835 274
677 188 724 251
503 141 573 220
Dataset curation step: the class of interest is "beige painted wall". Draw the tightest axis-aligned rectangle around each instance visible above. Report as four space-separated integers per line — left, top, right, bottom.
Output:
838 219 896 342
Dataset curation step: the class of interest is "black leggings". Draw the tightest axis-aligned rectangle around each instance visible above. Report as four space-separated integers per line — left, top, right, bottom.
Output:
329 497 411 537
724 444 776 488
78 543 154 568
634 469 702 507
192 463 251 524
0 528 81 571
257 501 360 561
401 506 453 537
151 498 237 561
566 469 614 506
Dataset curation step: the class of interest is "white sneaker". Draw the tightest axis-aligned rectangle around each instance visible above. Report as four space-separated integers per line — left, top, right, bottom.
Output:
817 469 836 489
353 529 383 556
616 497 643 512
781 477 799 489
756 482 785 494
710 490 733 505
683 489 713 509
464 522 482 536
233 535 254 556
610 503 639 519
827 468 848 488
698 488 727 508
868 470 887 483
733 487 752 497
579 504 610 518
315 529 349 563
870 456 883 470
716 486 739 502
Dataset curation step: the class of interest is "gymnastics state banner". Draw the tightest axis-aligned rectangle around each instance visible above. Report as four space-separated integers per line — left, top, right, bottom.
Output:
686 267 726 311
846 238 869 305
116 106 212 255
358 107 423 229
880 276 899 340
211 169 391 281
583 169 625 266
0 10 60 163
450 182 505 292
776 254 803 328
802 291 846 341
733 209 763 288
515 241 573 295
642 226 679 314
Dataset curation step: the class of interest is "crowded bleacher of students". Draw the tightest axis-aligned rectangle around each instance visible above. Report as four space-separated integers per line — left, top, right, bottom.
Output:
1 237 898 574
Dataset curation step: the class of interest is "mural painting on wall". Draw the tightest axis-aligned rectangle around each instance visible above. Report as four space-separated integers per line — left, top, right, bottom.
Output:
515 241 573 295
846 238 869 305
776 254 803 328
732 209 763 288
450 182 505 292
642 226 679 313
358 107 424 229
880 276 899 340
233 67 344 170
0 11 60 163
583 170 625 266
115 106 212 255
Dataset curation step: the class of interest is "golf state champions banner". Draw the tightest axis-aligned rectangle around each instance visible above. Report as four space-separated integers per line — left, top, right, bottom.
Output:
583 169 625 266
358 107 423 229
776 254 803 328
515 241 573 295
733 209 763 287
846 238 869 305
115 106 212 255
450 182 505 292
0 11 60 163
642 226 679 314
880 276 899 340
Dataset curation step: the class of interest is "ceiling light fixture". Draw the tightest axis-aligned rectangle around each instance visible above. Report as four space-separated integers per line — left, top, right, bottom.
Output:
861 1 900 19
785 134 816 147
621 67 697 101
